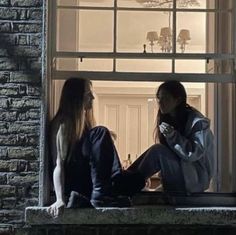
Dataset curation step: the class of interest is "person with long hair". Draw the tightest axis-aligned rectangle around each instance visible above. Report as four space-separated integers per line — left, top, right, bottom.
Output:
48 78 144 217
128 80 215 193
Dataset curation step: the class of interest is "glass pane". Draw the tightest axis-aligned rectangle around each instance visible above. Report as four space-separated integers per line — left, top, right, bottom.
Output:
116 59 172 72
175 60 206 73
118 0 173 8
117 11 173 53
79 10 113 52
56 58 113 71
57 9 79 52
176 12 206 53
175 59 233 74
176 12 232 53
176 0 206 9
177 0 233 10
57 9 113 52
79 58 113 71
57 0 113 7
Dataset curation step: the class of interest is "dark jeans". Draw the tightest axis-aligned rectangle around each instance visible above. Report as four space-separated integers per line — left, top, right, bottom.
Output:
128 144 186 192
64 126 144 201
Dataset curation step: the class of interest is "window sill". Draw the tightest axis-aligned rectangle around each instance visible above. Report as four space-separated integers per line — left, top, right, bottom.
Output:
26 206 236 226
26 193 236 225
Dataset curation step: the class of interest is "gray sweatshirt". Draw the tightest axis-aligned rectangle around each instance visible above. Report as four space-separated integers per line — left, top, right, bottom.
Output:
165 109 215 192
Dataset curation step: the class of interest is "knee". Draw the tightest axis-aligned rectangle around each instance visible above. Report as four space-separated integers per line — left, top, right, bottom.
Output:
149 143 168 153
89 126 112 143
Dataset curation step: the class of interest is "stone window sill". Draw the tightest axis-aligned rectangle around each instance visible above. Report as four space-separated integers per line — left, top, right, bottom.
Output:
26 206 236 226
26 192 236 226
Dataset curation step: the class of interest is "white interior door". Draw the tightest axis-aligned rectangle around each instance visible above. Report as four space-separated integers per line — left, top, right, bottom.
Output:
98 96 149 164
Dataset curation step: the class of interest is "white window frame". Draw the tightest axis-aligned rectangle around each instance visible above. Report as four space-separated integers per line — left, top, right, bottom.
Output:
41 0 236 206
50 0 236 82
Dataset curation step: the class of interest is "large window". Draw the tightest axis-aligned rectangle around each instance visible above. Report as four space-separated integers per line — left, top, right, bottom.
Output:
44 0 236 205
50 0 234 81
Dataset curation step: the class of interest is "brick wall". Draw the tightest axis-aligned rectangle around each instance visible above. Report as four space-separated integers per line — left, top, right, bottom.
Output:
0 0 43 233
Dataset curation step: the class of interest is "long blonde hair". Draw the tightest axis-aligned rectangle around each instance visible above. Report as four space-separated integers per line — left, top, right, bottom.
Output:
53 77 95 161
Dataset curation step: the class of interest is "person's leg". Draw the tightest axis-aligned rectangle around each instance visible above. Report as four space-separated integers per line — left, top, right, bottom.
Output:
128 144 185 192
88 126 128 207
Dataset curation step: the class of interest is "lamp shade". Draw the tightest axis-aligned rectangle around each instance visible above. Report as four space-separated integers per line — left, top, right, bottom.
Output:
178 29 191 40
160 27 172 37
146 31 158 41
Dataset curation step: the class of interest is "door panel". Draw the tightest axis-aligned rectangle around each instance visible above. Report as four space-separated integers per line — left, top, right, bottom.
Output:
98 96 149 163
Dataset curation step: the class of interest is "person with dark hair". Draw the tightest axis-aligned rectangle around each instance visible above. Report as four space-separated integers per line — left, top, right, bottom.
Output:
128 80 215 193
48 78 144 217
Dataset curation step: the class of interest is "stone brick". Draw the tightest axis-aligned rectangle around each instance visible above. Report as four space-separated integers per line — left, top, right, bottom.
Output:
0 160 29 172
17 8 27 20
0 72 10 83
11 0 42 7
17 35 29 45
27 161 39 171
0 224 13 235
17 134 39 146
0 135 17 145
0 111 17 121
7 122 40 134
30 34 41 46
0 0 10 6
0 34 15 46
7 173 38 186
27 184 38 197
8 147 38 160
17 109 40 121
28 9 42 20
0 84 19 96
0 173 7 184
0 147 7 159
13 46 41 57
0 123 8 134
0 185 16 197
10 71 41 83
30 58 41 71
0 160 9 171
0 58 18 71
0 8 17 20
0 160 18 171
16 186 26 197
0 22 11 32
0 48 8 56
9 97 41 109
27 85 40 96
17 160 28 172
0 209 24 224
0 133 38 146
13 23 42 33
2 197 16 209
25 198 38 207
0 98 8 108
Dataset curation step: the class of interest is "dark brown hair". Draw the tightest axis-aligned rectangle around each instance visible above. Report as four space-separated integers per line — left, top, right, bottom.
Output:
154 80 190 144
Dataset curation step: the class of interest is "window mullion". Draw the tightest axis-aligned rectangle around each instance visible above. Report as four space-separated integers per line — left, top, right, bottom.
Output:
172 0 177 73
54 51 236 60
52 71 236 83
113 0 117 72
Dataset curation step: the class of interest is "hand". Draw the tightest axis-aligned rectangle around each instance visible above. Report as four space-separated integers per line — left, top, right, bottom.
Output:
47 200 65 218
159 122 175 137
